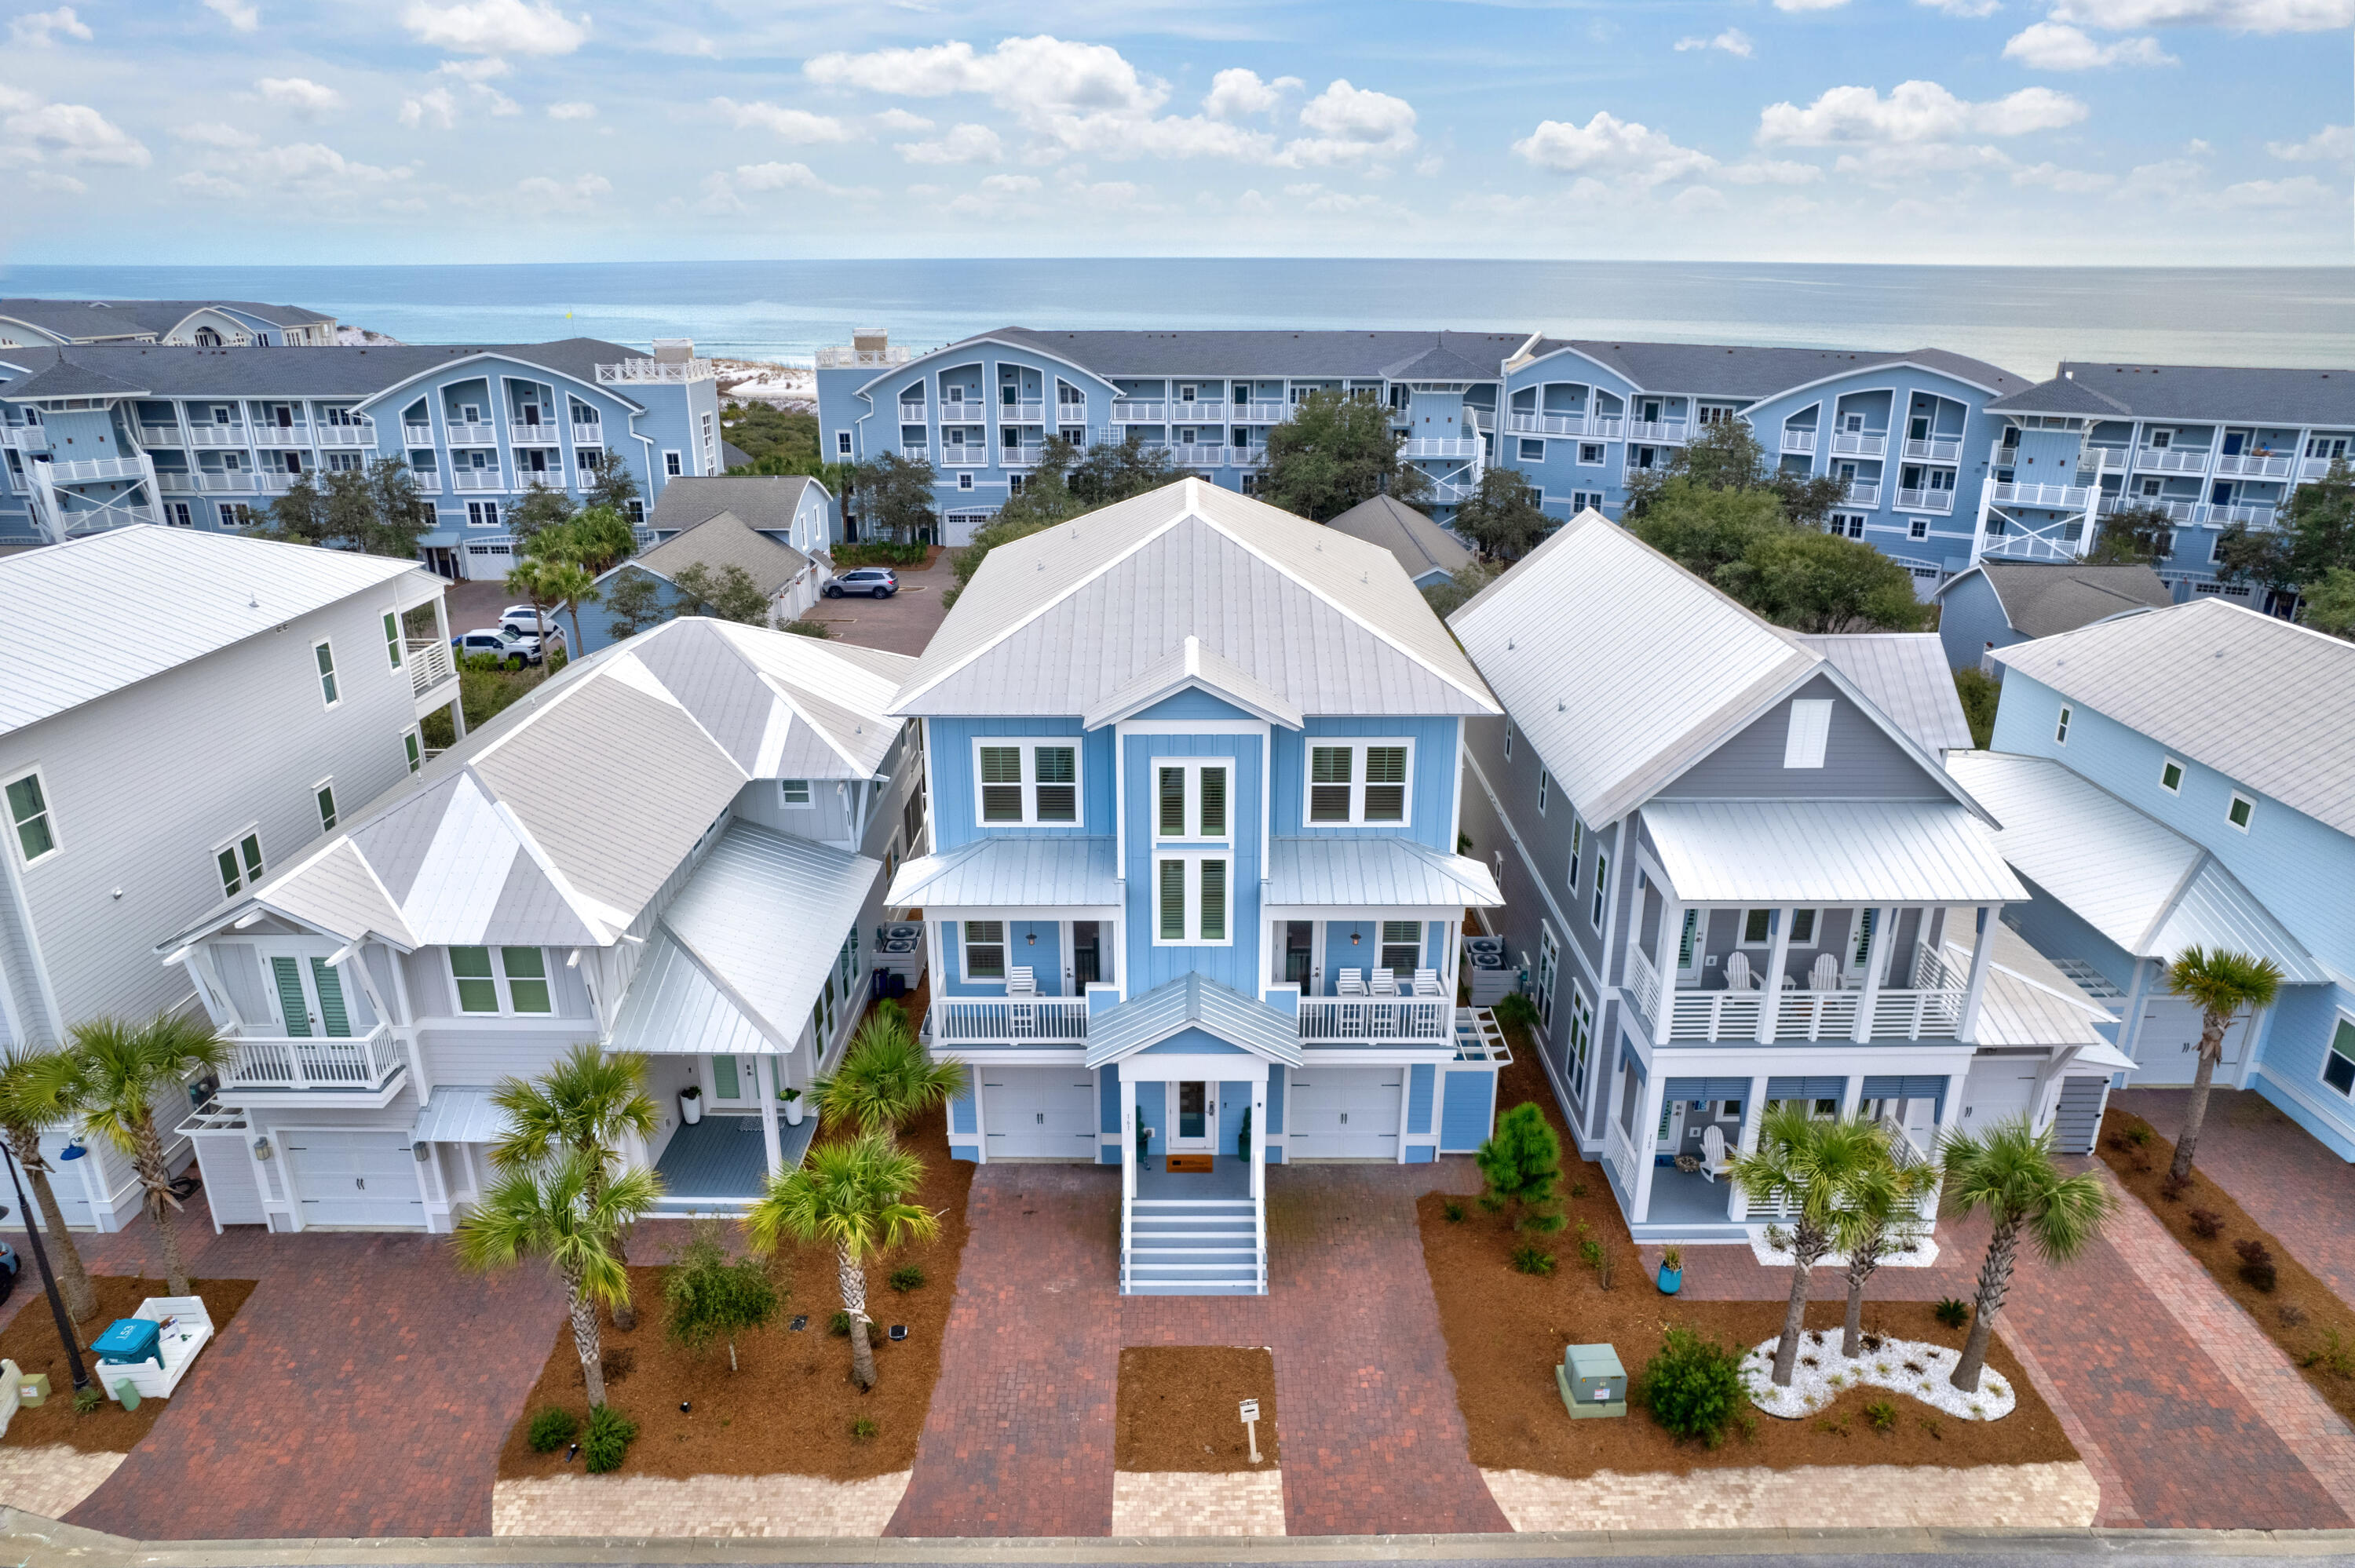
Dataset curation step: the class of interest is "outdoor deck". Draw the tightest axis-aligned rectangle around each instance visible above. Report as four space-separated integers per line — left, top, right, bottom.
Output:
1645 1164 1738 1226
652 1112 815 1206
1135 1154 1252 1201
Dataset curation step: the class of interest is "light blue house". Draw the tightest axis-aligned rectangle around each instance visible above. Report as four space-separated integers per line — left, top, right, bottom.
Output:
1955 597 2355 1160
1931 560 2174 674
0 337 723 579
882 477 1509 1294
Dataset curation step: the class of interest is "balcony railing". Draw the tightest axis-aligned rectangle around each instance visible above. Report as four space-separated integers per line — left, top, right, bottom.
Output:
1171 400 1226 423
1843 482 1882 508
1507 410 1613 439
937 403 985 425
899 444 930 463
137 424 183 447
1896 487 1956 515
1231 447 1269 468
252 426 312 447
1625 419 1690 446
1625 943 1966 1042
1294 995 1451 1043
509 421 561 447
992 399 1046 422
412 473 444 494
513 468 565 490
1781 428 1818 454
1902 437 1961 463
1232 400 1289 423
1401 437 1481 460
816 344 912 369
155 471 250 494
896 402 928 424
1001 443 1050 468
451 468 505 491
403 424 435 447
187 425 246 447
2069 446 2127 473
935 996 1090 1046
570 421 603 447
1159 443 1223 467
2099 494 2277 528
2211 452 2292 479
445 421 500 447
1110 399 1169 423
407 638 456 698
47 455 148 484
2303 456 2346 480
225 1021 403 1093
1830 430 1889 458
2135 445 2209 473
1991 480 2092 510
940 444 989 467
596 358 716 384
316 421 375 447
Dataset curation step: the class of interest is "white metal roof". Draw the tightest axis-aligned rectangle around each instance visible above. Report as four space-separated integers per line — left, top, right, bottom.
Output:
0 527 439 736
1795 634 1973 757
1942 924 2114 1051
885 836 1119 910
1266 837 1502 908
893 478 1496 720
411 1086 519 1146
1081 972 1305 1069
1994 597 2355 837
1083 634 1304 731
1641 799 2025 904
1944 750 2324 979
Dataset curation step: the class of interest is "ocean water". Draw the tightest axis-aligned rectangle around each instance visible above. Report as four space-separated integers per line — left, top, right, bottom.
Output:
5 260 2355 376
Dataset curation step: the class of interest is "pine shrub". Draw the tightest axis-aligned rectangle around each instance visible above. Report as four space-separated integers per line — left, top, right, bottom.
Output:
1638 1326 1752 1447
527 1407 580 1453
581 1405 638 1474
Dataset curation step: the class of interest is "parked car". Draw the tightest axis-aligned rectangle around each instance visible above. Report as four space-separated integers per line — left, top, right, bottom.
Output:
499 605 566 645
826 568 897 599
452 628 544 669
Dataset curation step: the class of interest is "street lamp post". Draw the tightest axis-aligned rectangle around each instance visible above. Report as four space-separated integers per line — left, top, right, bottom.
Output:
3 1154 89 1392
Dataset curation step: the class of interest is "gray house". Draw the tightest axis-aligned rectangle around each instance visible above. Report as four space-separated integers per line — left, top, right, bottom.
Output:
1450 512 2127 1242
2 527 458 1229
576 509 823 654
1933 560 2174 676
641 474 836 555
1324 494 1473 589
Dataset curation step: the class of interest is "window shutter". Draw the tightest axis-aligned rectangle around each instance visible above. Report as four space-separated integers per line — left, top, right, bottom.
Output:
1199 859 1226 941
1159 767 1185 837
1678 909 1699 967
1364 747 1407 821
1033 746 1076 822
271 956 313 1037
979 746 1023 822
1199 767 1227 837
1309 746 1352 822
1159 860 1186 939
309 957 352 1037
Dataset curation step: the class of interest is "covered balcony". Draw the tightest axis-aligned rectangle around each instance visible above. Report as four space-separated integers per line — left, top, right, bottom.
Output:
221 1021 407 1105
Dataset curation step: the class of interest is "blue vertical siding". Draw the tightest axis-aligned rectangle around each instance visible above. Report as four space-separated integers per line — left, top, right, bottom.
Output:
924 717 1108 851
1134 1079 1166 1158
1099 1069 1121 1135
1440 1070 1499 1151
1121 729 1263 995
1408 1063 1435 1135
1269 717 1460 851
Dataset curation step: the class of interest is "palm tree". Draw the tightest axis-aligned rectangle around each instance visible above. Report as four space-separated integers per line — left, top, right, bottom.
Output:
1728 1104 1885 1386
747 1130 938 1390
1940 1117 2115 1394
502 557 557 656
67 1012 229 1297
2162 946 2284 1184
1831 1143 1940 1358
455 1148 657 1408
533 559 598 659
490 1044 660 1329
0 1045 99 1322
809 1014 966 1135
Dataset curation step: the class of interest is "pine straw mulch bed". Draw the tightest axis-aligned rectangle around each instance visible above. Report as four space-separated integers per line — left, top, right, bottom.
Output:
0 1274 256 1453
495 1097 973 1483
2096 1105 2355 1424
1115 1346 1278 1473
1418 1051 2075 1480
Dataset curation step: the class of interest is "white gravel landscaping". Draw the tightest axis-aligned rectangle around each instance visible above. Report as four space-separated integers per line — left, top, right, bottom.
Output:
1749 1224 1940 1269
1742 1330 2017 1423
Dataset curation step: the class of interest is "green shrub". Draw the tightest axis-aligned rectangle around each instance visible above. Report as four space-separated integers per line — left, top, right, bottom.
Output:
889 1264 926 1293
1441 1199 1465 1223
833 541 929 567
829 1310 853 1336
2123 1123 2153 1148
1492 993 1540 1034
1864 1399 1899 1434
1578 1237 1605 1271
1933 1297 1970 1329
1638 1325 1752 1448
527 1407 580 1453
1510 1242 1556 1276
581 1404 638 1473
780 618 832 639
71 1385 102 1416
851 1417 880 1441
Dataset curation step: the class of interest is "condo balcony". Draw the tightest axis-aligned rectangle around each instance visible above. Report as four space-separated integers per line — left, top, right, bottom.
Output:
1828 429 1889 458
2302 455 2346 480
994 399 1047 422
187 424 246 447
450 468 506 491
1 425 49 452
1232 400 1289 423
929 989 1471 1051
403 424 435 447
1166 443 1229 467
509 421 562 447
155 472 251 494
2073 445 2128 472
220 1020 406 1104
1111 399 1171 423
940 444 990 467
937 404 987 426
1901 436 1961 463
315 421 375 447
2212 451 2295 479
1002 443 1049 467
1231 447 1269 468
1624 419 1690 446
897 399 928 422
1989 480 2092 510
1781 428 1818 454
137 424 183 447
513 467 565 490
2134 444 2210 474
47 455 148 484
1626 936 1966 1044
1842 481 1882 508
1400 437 1482 460
2098 494 2276 528
412 473 444 494
445 421 501 446
251 425 312 448
899 443 929 463
1895 487 1956 515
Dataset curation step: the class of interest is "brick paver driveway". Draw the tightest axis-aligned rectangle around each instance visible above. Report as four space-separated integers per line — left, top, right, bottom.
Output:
888 1158 1509 1537
0 1193 562 1539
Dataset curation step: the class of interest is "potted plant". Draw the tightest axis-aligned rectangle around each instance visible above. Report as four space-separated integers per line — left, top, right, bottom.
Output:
780 1085 804 1128
679 1083 703 1126
1656 1245 1684 1296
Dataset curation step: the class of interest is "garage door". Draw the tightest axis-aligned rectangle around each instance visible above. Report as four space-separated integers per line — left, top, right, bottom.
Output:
2134 997 2239 1085
283 1130 425 1229
1286 1069 1402 1160
980 1068 1098 1160
1958 1057 2039 1131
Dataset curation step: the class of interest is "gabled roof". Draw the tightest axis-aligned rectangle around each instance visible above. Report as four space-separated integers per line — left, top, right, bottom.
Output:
1984 375 2134 419
1795 634 1973 755
1993 597 2355 837
1933 561 2172 639
621 510 811 599
161 618 915 952
1989 362 2355 426
644 475 826 538
1083 634 1303 730
0 339 640 402
893 478 1496 720
1944 751 2324 980
0 527 437 737
1081 972 1305 1069
1325 494 1473 583
1945 922 2116 1051
1380 344 1494 381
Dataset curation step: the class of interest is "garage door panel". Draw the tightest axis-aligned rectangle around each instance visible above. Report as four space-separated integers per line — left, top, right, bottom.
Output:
1286 1070 1402 1159
2134 998 2237 1085
286 1130 425 1229
1959 1060 2038 1129
980 1068 1097 1159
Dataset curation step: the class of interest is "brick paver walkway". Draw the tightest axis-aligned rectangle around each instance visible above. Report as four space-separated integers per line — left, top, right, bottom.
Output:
0 1194 563 1539
887 1158 1508 1537
2115 1086 2355 1310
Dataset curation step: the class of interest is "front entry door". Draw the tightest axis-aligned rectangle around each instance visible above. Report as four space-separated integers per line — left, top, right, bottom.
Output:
707 1054 761 1108
1169 1081 1216 1153
1656 1098 1686 1158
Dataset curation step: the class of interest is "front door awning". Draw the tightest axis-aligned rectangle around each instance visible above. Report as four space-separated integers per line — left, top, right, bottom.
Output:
1083 973 1305 1070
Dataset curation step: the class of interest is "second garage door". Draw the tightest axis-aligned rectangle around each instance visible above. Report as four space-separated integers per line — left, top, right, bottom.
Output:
283 1129 426 1229
1286 1068 1403 1160
980 1067 1099 1160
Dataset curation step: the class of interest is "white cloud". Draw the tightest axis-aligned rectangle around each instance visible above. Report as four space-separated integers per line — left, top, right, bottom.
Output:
2213 173 2329 206
437 56 508 82
1674 27 1755 53
1758 80 2087 144
547 100 595 120
1670 185 1729 213
1513 110 1715 185
1917 0 2002 12
1719 158 1824 184
177 139 414 201
400 0 585 56
805 35 1165 119
201 0 257 29
1833 142 2015 182
874 108 933 133
26 168 86 192
711 98 855 143
1202 67 1300 120
2268 124 2353 160
896 122 1002 163
696 160 860 213
2003 22 2174 66
173 120 258 148
515 172 609 209
2049 0 2350 24
257 76 344 112
1773 0 1849 11
0 88 149 165
1283 78 1417 164
2012 161 2118 191
398 87 457 129
9 6 91 46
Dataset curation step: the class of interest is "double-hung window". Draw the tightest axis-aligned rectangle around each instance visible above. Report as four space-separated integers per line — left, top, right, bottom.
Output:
961 921 1006 981
1379 920 1423 976
382 611 403 670
2325 1016 2355 1098
1565 983 1594 1090
313 640 340 708
975 741 1079 826
1154 853 1230 945
449 946 553 1015
3 770 56 865
2054 704 2072 745
403 728 423 775
315 779 338 833
215 831 265 898
1537 768 1550 815
1305 740 1411 826
779 779 813 808
1535 926 1559 1029
1568 815 1583 882
1590 851 1609 930
1155 760 1230 841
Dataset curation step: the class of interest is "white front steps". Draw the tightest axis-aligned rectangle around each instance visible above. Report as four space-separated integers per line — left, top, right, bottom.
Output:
1121 1198 1265 1295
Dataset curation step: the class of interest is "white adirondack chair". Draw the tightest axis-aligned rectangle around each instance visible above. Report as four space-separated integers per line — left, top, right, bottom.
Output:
1700 1125 1729 1183
1722 951 1756 991
1809 952 1842 991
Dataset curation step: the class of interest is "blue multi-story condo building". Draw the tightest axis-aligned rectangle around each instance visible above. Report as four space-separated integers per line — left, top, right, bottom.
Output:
0 332 724 578
0 297 338 348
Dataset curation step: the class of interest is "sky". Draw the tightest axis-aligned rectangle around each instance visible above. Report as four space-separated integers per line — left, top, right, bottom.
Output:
0 0 2349 265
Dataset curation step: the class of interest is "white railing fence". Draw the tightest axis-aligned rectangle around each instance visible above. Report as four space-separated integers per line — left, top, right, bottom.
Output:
1294 995 1450 1042
225 1022 402 1091
935 996 1090 1045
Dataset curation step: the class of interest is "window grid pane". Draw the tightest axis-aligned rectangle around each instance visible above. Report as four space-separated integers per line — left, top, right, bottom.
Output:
502 946 551 1013
240 835 264 882
1159 860 1186 939
1199 768 1227 837
7 776 53 861
217 848 242 898
1159 768 1185 837
317 786 337 832
450 946 498 1012
1199 859 1226 941
979 746 1022 784
316 643 338 705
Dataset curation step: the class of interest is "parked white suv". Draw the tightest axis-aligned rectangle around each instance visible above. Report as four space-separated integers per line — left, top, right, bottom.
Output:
453 628 546 668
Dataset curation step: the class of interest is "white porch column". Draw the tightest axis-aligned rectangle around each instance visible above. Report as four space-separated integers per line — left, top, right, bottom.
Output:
1958 906 1997 1042
1629 1068 1667 1223
1755 905 1795 1044
1851 906 1893 1042
757 1054 784 1177
1728 1074 1770 1221
1250 1071 1267 1201
1654 895 1682 1047
1120 1071 1138 1203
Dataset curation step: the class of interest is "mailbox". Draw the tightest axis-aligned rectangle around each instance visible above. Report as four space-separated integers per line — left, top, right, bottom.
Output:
1557 1342 1627 1420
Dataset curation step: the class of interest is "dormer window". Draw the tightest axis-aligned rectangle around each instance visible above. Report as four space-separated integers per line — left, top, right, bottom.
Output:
975 740 1079 825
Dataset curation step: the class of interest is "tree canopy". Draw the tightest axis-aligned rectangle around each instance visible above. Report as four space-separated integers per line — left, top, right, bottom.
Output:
670 560 773 625
263 457 436 559
2083 504 2176 566
1448 468 1551 560
852 451 938 544
721 404 820 469
1260 388 1432 521
2296 565 2355 640
1623 418 1847 531
2217 458 2355 598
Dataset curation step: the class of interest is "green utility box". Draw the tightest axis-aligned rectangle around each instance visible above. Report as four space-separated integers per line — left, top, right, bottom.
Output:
1557 1342 1627 1419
